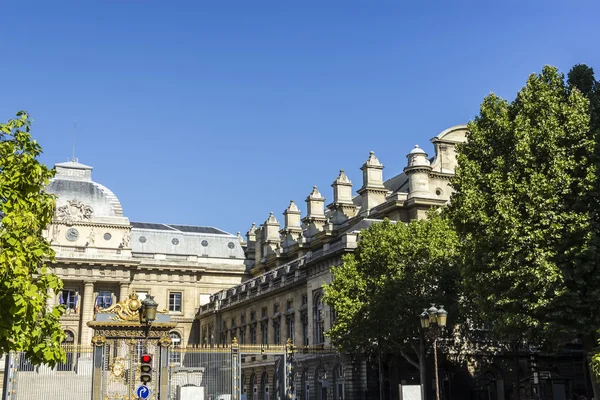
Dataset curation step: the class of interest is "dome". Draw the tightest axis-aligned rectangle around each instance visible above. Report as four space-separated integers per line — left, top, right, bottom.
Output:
46 160 124 219
409 145 427 155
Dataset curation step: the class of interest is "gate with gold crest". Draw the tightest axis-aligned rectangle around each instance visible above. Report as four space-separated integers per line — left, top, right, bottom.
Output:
88 293 176 400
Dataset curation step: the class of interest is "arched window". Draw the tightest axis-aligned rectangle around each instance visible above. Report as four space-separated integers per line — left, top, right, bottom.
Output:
261 372 269 400
300 369 310 400
313 292 325 344
251 373 258 400
315 367 328 400
169 331 182 365
63 329 75 344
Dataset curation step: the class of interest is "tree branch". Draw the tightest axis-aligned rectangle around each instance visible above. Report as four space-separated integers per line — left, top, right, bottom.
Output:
400 348 420 370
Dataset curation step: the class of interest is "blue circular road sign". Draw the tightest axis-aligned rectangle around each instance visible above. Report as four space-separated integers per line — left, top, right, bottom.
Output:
136 385 151 399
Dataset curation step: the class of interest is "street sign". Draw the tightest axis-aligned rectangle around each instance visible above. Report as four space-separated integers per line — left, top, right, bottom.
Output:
136 385 151 399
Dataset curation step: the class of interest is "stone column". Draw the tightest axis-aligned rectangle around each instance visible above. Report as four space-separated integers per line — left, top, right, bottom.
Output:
119 283 129 302
46 287 55 310
80 281 95 345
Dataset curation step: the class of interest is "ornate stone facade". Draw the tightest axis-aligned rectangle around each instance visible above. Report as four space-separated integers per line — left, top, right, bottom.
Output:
45 160 248 348
197 126 472 399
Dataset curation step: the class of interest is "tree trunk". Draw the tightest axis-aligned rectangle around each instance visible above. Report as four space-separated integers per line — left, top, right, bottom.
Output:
420 330 427 400
513 343 521 400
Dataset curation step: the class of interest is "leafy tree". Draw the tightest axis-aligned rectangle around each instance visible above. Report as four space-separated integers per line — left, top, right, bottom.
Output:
568 65 600 384
323 212 459 397
446 66 600 395
0 112 65 366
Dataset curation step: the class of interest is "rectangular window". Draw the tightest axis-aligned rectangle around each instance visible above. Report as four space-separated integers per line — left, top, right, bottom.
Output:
301 311 309 345
241 313 246 324
287 316 295 343
240 327 246 344
59 289 79 314
169 292 182 312
135 291 148 302
261 323 268 345
96 291 113 310
261 307 267 318
250 311 256 321
250 326 257 344
273 303 279 314
301 294 308 306
286 299 293 311
274 320 281 345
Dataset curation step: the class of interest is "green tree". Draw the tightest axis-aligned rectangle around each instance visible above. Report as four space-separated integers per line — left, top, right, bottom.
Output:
323 212 459 397
446 66 600 394
0 112 65 366
568 65 600 384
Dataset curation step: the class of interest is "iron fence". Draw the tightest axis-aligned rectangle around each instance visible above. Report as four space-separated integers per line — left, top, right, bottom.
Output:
3 345 93 400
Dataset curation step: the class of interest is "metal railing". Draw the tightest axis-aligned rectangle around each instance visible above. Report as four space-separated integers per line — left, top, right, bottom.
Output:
3 345 94 400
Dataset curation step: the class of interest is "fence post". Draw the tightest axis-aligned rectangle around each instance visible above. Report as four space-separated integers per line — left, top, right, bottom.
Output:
158 335 172 400
2 352 16 400
231 337 241 400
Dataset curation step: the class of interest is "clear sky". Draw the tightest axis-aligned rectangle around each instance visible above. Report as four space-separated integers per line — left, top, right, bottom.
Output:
2 1 599 235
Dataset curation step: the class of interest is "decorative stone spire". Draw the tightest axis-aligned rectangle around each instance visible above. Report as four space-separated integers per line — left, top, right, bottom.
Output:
257 212 281 259
357 151 387 213
360 151 384 189
405 145 433 199
246 223 257 245
328 170 358 224
281 200 303 249
283 200 302 229
264 212 281 241
332 170 353 204
302 186 327 238
245 222 257 261
306 186 325 218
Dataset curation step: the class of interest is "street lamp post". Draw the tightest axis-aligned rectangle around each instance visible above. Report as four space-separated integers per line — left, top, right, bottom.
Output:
141 295 158 340
419 304 448 400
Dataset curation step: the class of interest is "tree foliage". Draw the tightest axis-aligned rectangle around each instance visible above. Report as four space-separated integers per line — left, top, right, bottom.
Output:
446 66 600 350
323 212 459 367
0 112 65 366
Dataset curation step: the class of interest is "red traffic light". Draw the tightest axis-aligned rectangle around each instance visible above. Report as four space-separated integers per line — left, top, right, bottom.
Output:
141 354 152 363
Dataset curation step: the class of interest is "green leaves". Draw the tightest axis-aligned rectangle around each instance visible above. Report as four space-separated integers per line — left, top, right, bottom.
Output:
0 112 65 366
447 65 600 348
324 212 459 362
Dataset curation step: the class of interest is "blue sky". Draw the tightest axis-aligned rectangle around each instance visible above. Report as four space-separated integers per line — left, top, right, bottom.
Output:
1 1 599 235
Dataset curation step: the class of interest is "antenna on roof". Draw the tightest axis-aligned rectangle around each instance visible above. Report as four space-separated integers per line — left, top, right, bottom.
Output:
72 120 77 162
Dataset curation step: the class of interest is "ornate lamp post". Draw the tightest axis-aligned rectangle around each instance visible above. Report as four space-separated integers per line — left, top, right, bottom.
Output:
142 295 158 340
286 338 296 399
419 304 448 400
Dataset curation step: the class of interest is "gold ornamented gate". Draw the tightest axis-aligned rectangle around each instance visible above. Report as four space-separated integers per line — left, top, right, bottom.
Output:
88 294 176 400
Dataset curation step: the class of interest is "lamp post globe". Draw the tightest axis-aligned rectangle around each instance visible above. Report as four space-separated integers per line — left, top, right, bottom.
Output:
142 295 158 323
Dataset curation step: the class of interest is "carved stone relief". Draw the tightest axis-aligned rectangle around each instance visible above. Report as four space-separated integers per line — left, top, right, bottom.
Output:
56 199 93 222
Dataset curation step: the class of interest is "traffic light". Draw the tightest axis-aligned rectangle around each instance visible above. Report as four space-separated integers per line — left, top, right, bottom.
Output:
140 354 153 384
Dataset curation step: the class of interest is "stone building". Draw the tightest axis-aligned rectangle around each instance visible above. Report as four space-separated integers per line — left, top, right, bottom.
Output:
197 126 472 399
44 160 248 348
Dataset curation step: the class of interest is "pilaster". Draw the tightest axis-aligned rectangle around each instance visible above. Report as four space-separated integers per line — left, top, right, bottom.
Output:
81 281 95 345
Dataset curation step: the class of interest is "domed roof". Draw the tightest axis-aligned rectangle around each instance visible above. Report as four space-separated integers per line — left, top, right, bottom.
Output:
409 145 427 155
46 160 124 219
